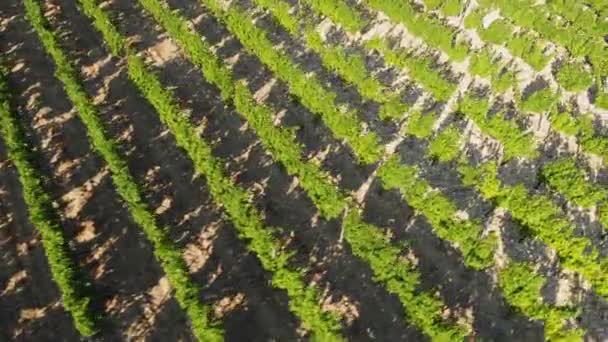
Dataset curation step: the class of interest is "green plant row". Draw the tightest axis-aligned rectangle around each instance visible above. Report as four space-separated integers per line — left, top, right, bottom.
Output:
541 157 608 229
548 107 608 165
421 0 462 17
300 0 368 33
470 1 594 92
299 0 460 103
361 0 469 61
543 0 607 44
399 102 586 339
140 0 346 220
458 160 608 299
377 156 496 269
77 0 344 339
202 0 382 164
253 0 407 121
143 0 469 338
365 38 456 103
464 6 551 71
498 262 584 340
343 210 469 341
469 51 519 93
0 63 95 335
458 95 538 159
476 0 606 70
541 158 607 208
24 0 223 339
475 0 608 108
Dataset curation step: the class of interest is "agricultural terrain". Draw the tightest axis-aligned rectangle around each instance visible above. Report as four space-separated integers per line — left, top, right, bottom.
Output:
1 0 608 340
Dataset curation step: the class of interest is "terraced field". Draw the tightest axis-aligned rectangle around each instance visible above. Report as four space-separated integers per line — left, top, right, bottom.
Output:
2 0 608 340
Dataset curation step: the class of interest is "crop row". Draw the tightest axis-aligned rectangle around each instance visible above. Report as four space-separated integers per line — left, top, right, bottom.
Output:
422 0 461 17
350 0 608 243
381 95 584 338
140 0 346 220
396 105 586 338
254 0 408 121
299 0 460 104
362 0 468 61
142 0 472 339
301 0 603 331
475 0 608 106
0 62 95 335
22 0 224 339
408 1 608 227
459 160 608 299
76 0 346 339
471 0 595 93
464 5 551 72
499 262 583 340
206 0 384 164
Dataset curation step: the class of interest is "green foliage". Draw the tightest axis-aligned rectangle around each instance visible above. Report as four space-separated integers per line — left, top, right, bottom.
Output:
0 62 96 335
365 39 456 102
549 109 579 136
458 96 538 159
343 210 469 340
405 110 437 138
459 160 608 299
139 0 346 219
423 0 462 16
542 158 607 208
476 0 607 77
469 50 495 77
556 62 593 92
255 0 408 121
378 157 495 270
363 0 469 61
301 0 368 32
27 0 223 339
499 262 584 341
80 0 344 339
520 86 557 113
203 0 382 164
595 92 608 109
428 125 461 162
548 107 608 162
491 68 517 93
468 7 550 71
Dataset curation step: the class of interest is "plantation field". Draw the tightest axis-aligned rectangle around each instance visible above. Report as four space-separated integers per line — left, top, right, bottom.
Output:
2 0 608 340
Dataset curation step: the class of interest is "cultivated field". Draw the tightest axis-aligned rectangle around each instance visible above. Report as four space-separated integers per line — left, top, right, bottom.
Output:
1 0 608 340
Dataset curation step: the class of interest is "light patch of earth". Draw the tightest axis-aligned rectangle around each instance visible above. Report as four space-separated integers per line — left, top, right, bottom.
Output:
146 38 180 65
213 293 245 318
1 270 28 295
